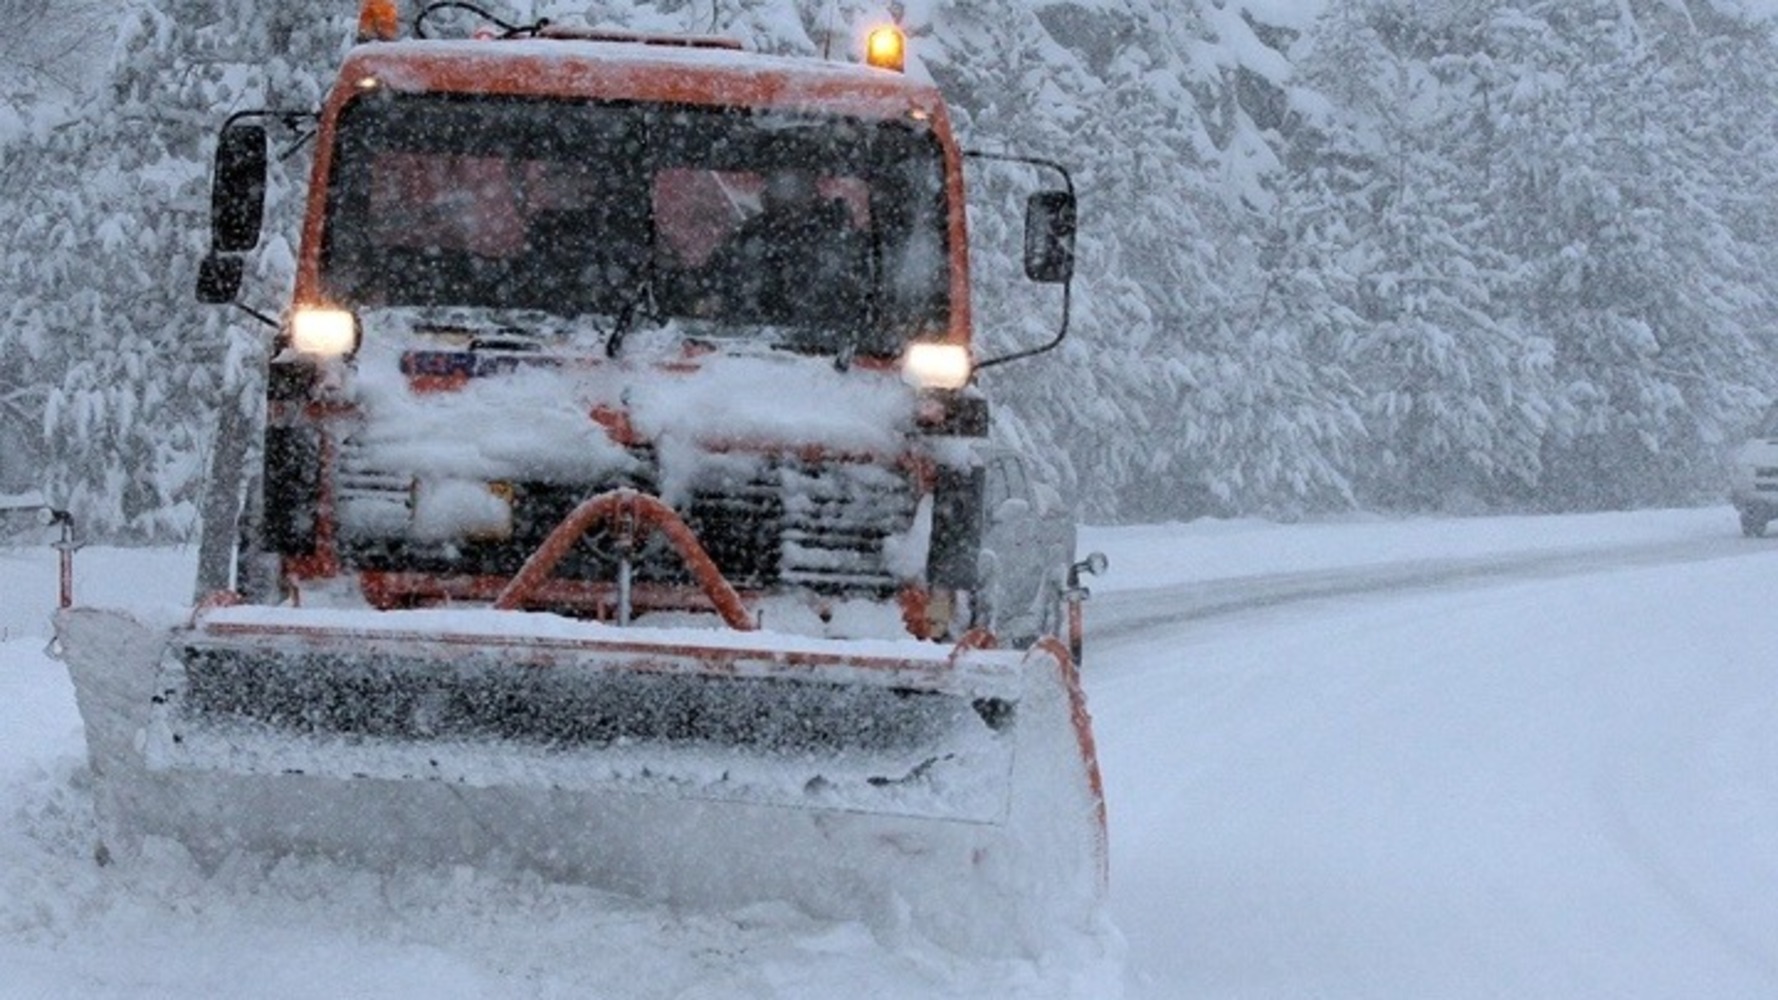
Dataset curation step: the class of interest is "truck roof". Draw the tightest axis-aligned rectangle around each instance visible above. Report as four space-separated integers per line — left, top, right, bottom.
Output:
337 38 950 124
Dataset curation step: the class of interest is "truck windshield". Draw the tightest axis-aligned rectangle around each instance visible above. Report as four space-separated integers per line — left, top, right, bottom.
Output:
320 93 951 356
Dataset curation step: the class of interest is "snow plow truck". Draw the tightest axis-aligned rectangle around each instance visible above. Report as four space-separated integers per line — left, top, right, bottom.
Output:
55 0 1106 953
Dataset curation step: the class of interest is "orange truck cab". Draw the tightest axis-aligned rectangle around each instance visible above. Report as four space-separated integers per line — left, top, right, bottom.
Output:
195 3 1081 644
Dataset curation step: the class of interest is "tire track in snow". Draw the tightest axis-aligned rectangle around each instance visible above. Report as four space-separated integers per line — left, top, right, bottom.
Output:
1086 535 1776 647
1590 682 1778 989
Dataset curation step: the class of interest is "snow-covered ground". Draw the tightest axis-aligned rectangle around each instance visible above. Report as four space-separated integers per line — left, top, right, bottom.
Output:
4 505 1777 997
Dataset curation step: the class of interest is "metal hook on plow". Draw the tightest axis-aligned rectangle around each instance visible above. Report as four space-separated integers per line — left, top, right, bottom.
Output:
494 488 754 629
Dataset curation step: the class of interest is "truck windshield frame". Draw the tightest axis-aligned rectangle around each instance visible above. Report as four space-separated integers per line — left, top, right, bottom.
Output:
319 91 951 357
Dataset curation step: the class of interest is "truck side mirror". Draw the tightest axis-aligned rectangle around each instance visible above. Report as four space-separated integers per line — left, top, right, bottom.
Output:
1023 190 1076 284
211 124 268 254
196 253 246 304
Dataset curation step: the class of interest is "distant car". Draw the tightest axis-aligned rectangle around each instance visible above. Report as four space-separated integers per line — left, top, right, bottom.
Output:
977 448 1077 647
1731 403 1778 537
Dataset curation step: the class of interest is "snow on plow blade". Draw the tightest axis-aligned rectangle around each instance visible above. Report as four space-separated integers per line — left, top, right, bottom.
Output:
56 606 1107 952
154 606 1021 823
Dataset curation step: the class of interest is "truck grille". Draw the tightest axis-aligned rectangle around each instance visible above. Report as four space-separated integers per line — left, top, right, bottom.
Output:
335 444 917 596
693 457 915 591
335 445 413 540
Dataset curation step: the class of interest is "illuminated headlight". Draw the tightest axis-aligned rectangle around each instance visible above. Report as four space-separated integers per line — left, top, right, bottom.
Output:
290 308 360 357
902 343 972 390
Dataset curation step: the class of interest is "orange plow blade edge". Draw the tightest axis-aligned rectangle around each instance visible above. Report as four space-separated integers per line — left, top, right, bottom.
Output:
54 605 1107 953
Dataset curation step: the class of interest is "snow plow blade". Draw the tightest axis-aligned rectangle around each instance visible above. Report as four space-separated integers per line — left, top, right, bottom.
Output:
56 606 1107 952
154 606 1020 821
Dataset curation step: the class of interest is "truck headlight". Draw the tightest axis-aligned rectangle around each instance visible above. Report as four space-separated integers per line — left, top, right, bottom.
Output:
902 343 972 390
290 308 360 357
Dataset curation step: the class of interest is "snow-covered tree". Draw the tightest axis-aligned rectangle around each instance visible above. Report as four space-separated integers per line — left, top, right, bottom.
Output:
0 1 342 538
10 0 1778 535
1476 0 1778 507
1284 2 1559 509
1280 0 1778 510
0 0 113 118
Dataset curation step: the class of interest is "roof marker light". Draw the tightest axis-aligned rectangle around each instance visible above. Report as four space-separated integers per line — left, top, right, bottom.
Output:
357 0 400 43
866 24 906 72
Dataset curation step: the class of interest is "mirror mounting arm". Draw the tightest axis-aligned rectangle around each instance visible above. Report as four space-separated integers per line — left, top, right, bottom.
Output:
234 302 279 329
221 108 319 136
963 150 1077 372
976 281 1069 372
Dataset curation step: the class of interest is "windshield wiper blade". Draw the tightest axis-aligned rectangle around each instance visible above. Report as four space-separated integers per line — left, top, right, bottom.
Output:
605 271 661 359
468 329 544 352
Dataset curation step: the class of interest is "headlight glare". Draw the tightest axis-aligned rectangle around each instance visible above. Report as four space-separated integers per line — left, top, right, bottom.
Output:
902 342 972 390
290 308 359 357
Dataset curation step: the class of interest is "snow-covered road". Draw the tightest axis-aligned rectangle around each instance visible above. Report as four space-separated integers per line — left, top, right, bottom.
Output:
1084 509 1778 998
4 506 1776 997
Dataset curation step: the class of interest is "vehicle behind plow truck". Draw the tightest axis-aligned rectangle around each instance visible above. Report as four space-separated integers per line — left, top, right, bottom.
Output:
56 1 1109 955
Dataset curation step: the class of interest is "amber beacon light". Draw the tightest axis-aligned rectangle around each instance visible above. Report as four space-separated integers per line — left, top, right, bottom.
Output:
866 24 906 72
358 0 400 42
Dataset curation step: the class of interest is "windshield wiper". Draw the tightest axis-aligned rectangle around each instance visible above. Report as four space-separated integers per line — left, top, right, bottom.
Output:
604 269 662 359
468 329 544 352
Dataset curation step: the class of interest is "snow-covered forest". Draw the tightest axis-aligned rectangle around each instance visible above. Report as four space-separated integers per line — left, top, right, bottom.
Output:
5 0 1778 538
